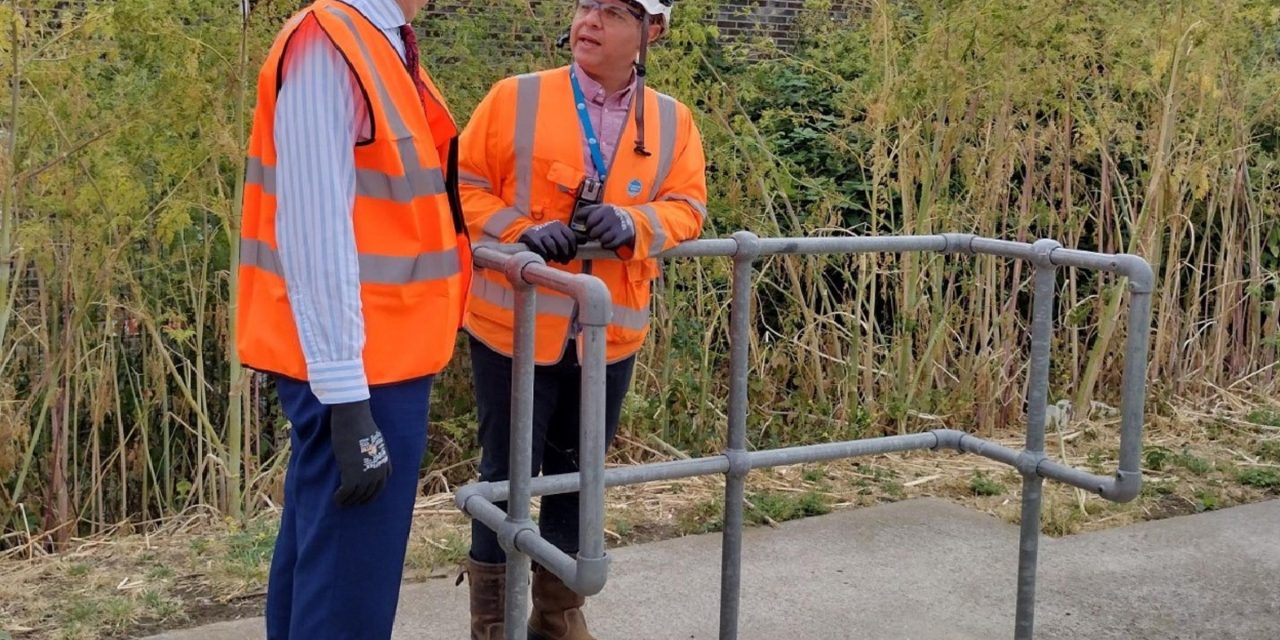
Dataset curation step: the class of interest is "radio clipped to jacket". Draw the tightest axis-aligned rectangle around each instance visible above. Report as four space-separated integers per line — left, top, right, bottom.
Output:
568 177 604 243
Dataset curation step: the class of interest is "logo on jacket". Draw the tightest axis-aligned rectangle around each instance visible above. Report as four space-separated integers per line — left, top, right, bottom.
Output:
627 179 643 197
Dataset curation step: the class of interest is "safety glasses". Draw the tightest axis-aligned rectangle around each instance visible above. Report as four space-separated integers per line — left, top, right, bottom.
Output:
574 0 644 26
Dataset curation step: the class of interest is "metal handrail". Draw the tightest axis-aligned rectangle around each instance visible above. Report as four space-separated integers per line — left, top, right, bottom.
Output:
455 232 1154 640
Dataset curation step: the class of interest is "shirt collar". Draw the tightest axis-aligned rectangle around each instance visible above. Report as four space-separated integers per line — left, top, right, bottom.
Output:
572 62 636 105
343 0 408 29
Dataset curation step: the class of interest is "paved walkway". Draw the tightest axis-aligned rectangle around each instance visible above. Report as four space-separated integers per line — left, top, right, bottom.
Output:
146 497 1280 639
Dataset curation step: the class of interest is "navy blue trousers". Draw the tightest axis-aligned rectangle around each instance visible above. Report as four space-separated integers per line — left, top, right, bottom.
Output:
265 375 432 640
468 335 635 564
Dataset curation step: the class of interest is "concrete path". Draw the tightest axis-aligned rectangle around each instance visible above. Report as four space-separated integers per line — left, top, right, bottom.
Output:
144 497 1280 639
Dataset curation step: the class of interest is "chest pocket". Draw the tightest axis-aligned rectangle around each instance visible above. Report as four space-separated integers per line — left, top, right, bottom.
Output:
532 159 585 222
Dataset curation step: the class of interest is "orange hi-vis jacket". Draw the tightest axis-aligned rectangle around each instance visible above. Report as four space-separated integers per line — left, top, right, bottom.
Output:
459 67 708 365
237 0 471 385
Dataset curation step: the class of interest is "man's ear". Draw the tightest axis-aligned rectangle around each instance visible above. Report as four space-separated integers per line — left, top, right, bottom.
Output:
647 20 664 43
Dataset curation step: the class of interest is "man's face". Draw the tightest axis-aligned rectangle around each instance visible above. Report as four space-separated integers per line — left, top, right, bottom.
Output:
570 0 661 77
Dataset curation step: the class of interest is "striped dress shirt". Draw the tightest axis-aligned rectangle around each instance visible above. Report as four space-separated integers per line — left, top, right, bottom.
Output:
273 0 407 404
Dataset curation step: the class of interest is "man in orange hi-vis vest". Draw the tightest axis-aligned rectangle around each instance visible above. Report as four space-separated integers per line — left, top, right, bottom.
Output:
456 1 706 638
236 0 469 637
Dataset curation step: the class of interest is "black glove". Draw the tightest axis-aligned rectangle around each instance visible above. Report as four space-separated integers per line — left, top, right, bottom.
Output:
581 204 636 251
519 221 579 264
329 400 391 507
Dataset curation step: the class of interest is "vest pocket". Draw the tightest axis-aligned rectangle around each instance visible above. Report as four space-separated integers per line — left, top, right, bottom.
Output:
537 159 585 222
605 259 655 346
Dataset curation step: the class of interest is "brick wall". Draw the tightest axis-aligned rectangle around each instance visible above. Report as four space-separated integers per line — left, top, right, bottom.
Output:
714 0 809 48
417 1 827 50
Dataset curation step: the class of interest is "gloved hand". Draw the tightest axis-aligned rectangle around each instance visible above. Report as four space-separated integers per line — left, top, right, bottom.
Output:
580 204 636 251
329 400 392 507
519 221 579 264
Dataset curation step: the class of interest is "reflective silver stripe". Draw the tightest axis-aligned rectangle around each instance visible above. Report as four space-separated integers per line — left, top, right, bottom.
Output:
460 170 491 191
648 93 679 201
240 238 285 278
355 165 446 202
661 193 708 218
242 238 459 284
359 250 461 284
611 304 650 331
472 276 649 330
355 138 447 203
249 153 443 203
321 7 452 209
245 157 277 195
636 204 667 257
472 276 576 318
482 207 524 242
324 7 413 139
514 74 540 215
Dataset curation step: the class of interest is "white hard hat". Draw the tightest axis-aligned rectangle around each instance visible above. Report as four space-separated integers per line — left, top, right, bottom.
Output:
630 0 674 31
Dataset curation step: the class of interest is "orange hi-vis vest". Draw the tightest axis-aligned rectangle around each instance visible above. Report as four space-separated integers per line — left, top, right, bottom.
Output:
459 67 708 365
237 0 471 384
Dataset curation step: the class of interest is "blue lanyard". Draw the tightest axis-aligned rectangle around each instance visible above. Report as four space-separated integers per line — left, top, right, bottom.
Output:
570 66 609 182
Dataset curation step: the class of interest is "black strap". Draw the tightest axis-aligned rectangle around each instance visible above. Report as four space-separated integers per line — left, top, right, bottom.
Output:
446 136 468 238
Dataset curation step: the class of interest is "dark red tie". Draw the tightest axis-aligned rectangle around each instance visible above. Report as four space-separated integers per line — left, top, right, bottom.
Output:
398 24 430 107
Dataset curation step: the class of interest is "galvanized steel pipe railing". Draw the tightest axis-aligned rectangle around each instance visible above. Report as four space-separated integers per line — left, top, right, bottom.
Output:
454 233 1154 640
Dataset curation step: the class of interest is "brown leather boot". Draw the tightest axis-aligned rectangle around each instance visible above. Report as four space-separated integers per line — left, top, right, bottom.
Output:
528 563 595 640
463 558 506 640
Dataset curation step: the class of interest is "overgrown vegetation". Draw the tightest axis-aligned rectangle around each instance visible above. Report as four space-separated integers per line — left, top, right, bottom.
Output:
969 472 1006 497
1 0 1277 554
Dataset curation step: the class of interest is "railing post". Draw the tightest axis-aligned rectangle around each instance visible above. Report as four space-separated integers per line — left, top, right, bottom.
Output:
575 273 613 589
1014 239 1060 640
720 231 760 640
503 252 541 640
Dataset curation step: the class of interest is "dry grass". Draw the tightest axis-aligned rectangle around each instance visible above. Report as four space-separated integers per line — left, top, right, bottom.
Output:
4 399 1277 640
